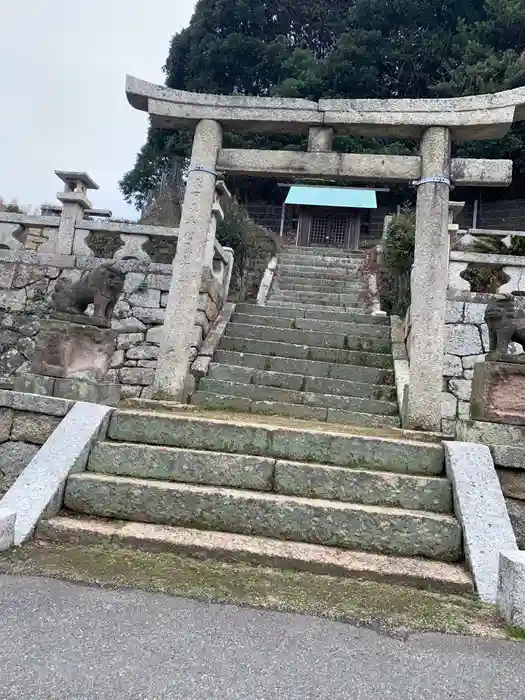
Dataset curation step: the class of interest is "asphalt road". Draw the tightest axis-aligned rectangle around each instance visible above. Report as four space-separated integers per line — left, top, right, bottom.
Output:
1 575 524 700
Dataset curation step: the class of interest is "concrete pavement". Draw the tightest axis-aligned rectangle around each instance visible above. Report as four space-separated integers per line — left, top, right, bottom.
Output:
0 575 523 699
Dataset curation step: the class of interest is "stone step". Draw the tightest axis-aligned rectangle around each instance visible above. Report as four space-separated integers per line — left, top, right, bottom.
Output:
234 303 389 325
196 378 399 416
191 392 401 428
218 337 393 368
278 255 363 269
267 299 368 313
39 516 472 594
223 323 391 354
278 265 360 280
108 409 444 475
213 351 395 385
281 246 365 258
209 363 397 399
87 441 451 512
64 473 462 560
231 313 391 339
269 291 368 307
275 281 365 295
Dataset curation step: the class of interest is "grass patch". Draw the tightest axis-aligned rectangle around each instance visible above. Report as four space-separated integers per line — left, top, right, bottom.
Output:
506 625 525 641
0 541 508 639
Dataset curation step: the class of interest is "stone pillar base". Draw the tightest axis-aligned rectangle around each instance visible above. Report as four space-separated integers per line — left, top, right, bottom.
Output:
471 358 525 425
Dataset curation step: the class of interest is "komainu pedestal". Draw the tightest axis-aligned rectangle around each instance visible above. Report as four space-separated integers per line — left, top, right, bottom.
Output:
470 292 525 425
17 262 127 406
471 360 525 426
27 317 120 406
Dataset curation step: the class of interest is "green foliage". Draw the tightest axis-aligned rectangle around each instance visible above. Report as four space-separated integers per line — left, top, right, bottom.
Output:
121 0 525 209
378 208 415 316
472 234 525 256
216 200 278 298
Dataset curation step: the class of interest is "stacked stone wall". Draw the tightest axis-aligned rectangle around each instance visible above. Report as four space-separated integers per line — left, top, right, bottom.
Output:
0 250 224 399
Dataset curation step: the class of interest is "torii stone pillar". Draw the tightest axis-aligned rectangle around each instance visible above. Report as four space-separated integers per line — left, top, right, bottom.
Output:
153 119 223 401
405 127 451 432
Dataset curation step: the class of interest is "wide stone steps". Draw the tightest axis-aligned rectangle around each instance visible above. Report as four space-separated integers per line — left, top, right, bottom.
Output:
223 323 391 354
213 351 395 385
39 516 472 594
219 337 393 368
63 472 461 561
50 409 467 586
274 280 366 295
268 291 368 308
235 303 389 325
278 265 361 280
267 299 368 313
86 441 452 512
195 378 398 416
231 313 390 338
209 363 396 400
278 253 363 267
191 393 400 428
281 245 365 258
107 410 443 474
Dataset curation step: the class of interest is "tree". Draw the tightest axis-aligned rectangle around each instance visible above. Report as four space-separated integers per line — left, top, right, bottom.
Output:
121 0 525 209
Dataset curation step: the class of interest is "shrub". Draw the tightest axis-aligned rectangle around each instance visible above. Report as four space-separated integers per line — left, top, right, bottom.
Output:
377 207 415 316
216 200 278 299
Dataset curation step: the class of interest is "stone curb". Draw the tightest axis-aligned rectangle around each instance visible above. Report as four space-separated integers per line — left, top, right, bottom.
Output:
444 441 517 603
0 402 112 546
498 550 525 628
0 508 15 551
0 390 73 416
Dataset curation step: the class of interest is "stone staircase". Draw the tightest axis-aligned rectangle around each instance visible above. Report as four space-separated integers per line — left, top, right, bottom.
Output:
38 245 471 594
190 246 400 430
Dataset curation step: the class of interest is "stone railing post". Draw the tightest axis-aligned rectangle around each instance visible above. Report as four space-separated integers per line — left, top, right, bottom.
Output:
406 127 451 432
153 119 223 401
55 171 98 254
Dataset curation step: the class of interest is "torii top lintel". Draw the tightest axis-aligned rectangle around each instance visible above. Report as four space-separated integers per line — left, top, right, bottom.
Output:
126 75 525 142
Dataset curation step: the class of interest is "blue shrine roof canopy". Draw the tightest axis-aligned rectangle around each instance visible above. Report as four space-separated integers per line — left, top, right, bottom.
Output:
285 185 377 209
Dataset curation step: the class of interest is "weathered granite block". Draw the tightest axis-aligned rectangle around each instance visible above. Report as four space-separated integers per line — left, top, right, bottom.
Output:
498 551 525 629
32 318 115 382
443 354 463 377
119 368 155 385
14 374 56 396
132 307 164 324
0 442 40 496
0 407 13 441
445 325 483 355
0 509 15 551
471 361 525 425
116 332 145 350
54 378 121 406
11 411 61 444
498 469 525 500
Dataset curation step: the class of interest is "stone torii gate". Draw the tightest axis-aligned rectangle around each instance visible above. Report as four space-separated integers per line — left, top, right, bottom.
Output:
126 75 525 432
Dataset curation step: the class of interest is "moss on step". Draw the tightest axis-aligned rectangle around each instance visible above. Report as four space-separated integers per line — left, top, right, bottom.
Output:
0 541 508 639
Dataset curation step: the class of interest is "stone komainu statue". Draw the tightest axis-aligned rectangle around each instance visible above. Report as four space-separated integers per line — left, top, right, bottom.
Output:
51 263 126 324
484 291 525 355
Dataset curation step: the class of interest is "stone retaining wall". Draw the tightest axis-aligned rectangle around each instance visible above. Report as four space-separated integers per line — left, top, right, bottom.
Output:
0 251 227 399
0 391 72 497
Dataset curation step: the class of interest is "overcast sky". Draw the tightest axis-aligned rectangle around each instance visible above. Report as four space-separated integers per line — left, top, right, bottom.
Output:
0 0 196 218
